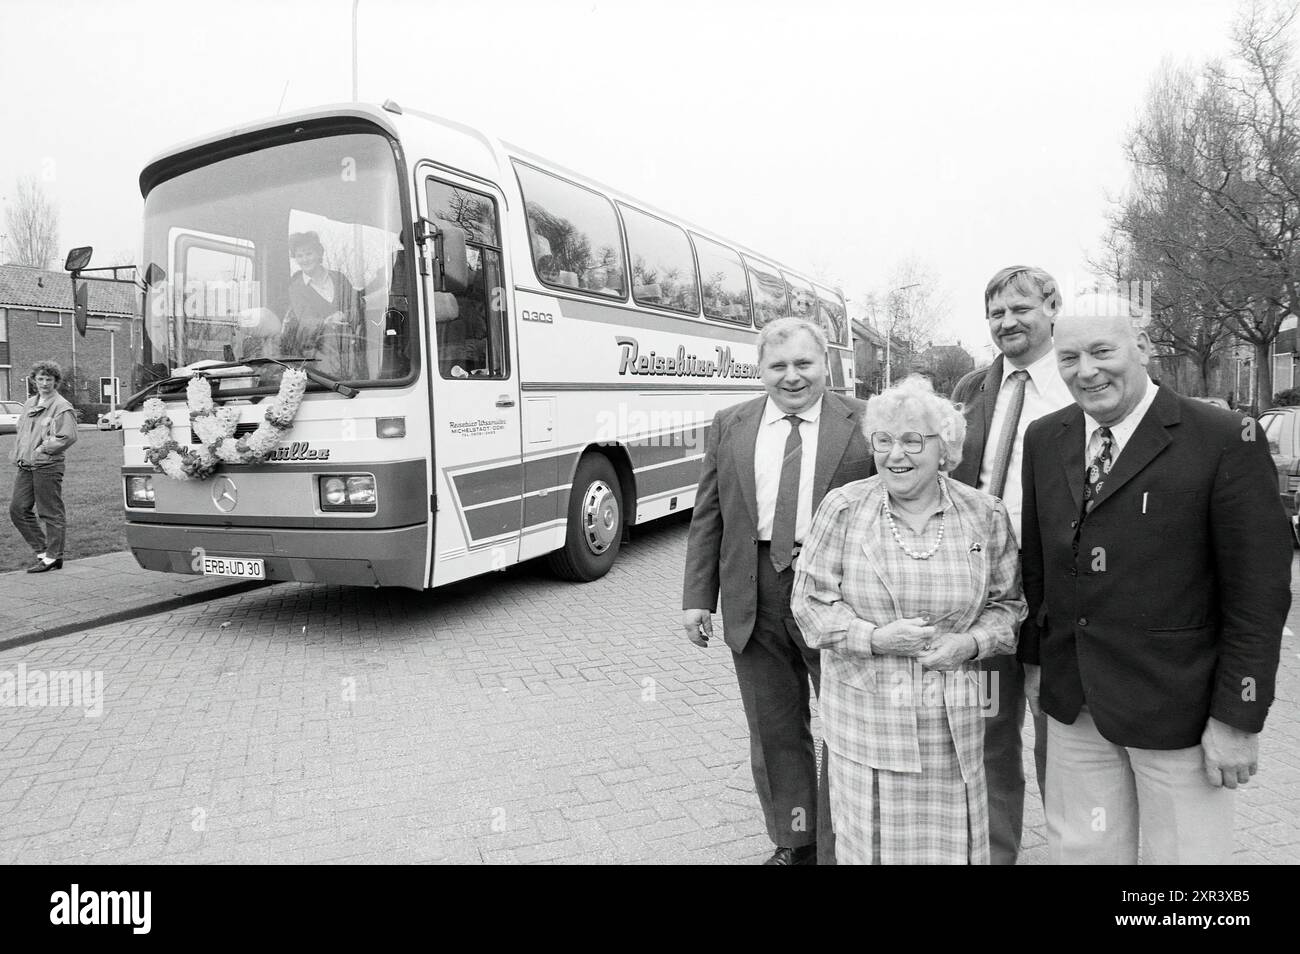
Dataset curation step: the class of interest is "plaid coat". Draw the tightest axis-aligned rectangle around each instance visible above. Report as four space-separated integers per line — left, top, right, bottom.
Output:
791 476 1025 782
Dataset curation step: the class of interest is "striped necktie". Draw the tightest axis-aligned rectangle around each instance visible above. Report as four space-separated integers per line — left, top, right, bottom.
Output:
987 369 1029 499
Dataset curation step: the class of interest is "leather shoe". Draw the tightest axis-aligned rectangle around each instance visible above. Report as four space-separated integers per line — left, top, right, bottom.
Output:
763 845 817 865
26 558 63 573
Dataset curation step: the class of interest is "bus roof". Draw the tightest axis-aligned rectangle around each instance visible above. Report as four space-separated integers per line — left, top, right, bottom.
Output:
139 100 843 304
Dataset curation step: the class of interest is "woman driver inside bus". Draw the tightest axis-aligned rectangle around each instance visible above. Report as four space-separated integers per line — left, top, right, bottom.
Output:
284 231 366 379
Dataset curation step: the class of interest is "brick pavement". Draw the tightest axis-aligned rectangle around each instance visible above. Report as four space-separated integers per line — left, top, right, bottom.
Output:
0 551 262 652
0 518 1296 864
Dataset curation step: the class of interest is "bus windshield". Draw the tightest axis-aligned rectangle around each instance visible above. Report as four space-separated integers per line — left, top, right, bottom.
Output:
136 129 413 396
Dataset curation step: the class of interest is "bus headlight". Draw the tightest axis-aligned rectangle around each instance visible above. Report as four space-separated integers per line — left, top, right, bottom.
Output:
126 476 155 508
319 474 377 512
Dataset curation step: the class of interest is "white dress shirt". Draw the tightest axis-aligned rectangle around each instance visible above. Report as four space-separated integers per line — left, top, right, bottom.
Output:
1083 382 1159 463
303 269 336 303
755 396 822 544
977 349 1073 547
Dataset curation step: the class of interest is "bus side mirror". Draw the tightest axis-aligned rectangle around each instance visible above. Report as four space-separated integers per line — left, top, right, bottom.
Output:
435 224 469 295
65 246 94 272
73 282 89 337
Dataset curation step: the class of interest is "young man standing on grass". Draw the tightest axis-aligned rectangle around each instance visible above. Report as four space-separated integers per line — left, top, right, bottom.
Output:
9 360 78 573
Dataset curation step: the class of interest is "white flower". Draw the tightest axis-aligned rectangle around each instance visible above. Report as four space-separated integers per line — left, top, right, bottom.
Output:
160 453 189 481
186 375 215 415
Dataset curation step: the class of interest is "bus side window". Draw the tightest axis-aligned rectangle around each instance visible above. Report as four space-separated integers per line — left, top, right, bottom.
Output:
426 179 509 380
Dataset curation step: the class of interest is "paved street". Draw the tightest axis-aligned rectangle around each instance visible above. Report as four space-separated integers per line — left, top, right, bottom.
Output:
0 516 1297 864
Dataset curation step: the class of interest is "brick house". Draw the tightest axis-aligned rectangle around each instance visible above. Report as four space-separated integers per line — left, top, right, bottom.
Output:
0 264 139 405
851 318 915 398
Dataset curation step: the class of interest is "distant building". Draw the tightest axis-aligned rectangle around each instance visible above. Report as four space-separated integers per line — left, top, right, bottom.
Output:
851 318 915 399
0 264 138 404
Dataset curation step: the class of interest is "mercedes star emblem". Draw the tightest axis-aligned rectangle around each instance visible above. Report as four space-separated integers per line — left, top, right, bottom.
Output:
212 476 238 513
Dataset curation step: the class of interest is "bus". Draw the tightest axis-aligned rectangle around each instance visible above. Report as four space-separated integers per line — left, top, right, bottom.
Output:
99 101 854 591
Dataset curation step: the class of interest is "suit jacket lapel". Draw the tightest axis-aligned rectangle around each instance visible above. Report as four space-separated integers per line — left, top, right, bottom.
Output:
732 398 764 528
1087 387 1176 512
813 391 856 505
975 356 1003 461
1058 408 1087 511
952 356 1002 486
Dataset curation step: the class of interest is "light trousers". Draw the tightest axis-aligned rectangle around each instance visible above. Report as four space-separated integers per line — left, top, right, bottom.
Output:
1045 709 1233 864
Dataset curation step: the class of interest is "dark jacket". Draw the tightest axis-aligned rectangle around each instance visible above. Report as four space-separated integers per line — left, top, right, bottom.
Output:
682 390 874 653
1020 388 1291 747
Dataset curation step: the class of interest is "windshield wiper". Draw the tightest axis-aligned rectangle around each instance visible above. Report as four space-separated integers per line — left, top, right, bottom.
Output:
202 357 360 399
123 357 358 410
122 374 192 411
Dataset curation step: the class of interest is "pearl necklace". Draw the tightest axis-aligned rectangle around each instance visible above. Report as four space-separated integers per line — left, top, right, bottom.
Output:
885 501 945 560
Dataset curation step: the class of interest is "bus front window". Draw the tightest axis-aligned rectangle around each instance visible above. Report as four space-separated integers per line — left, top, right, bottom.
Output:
137 129 413 394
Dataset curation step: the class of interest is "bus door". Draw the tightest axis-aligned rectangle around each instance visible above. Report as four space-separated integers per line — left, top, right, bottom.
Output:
419 170 522 585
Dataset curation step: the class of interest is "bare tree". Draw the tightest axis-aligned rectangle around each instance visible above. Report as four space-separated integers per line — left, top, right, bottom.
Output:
922 345 976 397
854 259 950 385
3 176 60 269
1103 1 1300 409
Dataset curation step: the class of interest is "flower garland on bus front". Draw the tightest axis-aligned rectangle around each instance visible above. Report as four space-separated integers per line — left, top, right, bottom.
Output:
140 368 309 481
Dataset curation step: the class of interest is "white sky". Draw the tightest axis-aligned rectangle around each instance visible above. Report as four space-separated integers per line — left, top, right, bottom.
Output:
0 0 1249 361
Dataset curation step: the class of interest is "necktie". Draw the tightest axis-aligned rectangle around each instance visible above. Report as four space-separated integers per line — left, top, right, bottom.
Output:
987 370 1029 499
1082 426 1114 513
770 414 803 572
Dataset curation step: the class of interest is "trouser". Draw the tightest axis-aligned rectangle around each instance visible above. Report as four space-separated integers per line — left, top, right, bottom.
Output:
732 547 835 863
980 652 1047 865
1045 709 1234 864
10 461 67 559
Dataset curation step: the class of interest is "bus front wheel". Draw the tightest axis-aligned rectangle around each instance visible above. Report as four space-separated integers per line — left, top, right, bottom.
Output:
548 454 624 581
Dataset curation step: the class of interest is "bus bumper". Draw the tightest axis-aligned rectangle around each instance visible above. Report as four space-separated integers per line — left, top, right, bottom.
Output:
125 522 429 590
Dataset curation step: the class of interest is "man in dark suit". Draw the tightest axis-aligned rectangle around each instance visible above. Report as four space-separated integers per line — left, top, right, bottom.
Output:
1020 296 1291 863
950 265 1073 864
683 316 873 865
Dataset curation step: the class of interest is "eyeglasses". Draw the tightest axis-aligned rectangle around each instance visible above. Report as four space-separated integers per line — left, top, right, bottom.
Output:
870 431 940 454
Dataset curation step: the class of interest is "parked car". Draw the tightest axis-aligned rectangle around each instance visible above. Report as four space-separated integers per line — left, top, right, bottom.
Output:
97 410 124 431
1193 396 1231 410
1259 406 1300 547
0 399 24 435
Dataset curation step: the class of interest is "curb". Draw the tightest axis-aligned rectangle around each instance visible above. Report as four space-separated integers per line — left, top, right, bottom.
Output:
0 579 271 654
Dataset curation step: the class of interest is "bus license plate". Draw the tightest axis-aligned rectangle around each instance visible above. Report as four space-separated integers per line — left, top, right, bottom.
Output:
201 556 265 580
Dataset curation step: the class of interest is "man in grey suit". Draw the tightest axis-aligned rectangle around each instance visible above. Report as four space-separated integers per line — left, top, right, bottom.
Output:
682 316 873 865
950 265 1073 864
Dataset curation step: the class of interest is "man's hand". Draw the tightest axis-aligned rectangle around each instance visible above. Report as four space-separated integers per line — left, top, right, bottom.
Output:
683 609 713 648
1023 663 1042 718
1201 717 1260 789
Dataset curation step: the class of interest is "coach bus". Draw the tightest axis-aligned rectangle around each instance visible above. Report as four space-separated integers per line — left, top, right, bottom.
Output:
98 101 853 591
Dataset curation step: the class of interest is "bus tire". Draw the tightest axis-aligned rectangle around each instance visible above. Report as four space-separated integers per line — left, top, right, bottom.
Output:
547 454 624 581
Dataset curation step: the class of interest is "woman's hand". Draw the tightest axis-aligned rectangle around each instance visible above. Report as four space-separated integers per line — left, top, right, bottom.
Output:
871 617 936 656
918 633 978 671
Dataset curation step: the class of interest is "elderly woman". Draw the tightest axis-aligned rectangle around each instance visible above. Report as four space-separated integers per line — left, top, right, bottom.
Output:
791 375 1025 864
